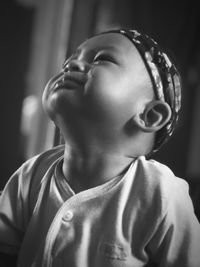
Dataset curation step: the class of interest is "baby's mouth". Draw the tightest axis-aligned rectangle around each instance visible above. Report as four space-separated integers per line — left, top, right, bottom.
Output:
55 72 88 91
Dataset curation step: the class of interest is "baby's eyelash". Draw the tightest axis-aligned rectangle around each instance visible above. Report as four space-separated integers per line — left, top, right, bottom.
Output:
94 54 116 63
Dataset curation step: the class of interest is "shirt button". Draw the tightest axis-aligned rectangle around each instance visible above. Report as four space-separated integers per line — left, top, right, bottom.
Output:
63 210 74 221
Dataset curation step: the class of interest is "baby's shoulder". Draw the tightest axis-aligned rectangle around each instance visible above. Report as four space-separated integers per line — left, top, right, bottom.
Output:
15 145 65 211
7 145 65 197
20 144 65 177
134 157 190 214
137 157 188 190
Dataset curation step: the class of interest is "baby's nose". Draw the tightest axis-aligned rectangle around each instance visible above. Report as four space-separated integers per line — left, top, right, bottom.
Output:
65 59 90 73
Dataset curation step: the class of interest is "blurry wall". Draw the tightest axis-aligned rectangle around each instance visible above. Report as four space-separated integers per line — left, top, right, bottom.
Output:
0 0 34 188
1 0 200 218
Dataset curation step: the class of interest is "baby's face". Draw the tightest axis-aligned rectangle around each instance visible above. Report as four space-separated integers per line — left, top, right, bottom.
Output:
43 33 151 136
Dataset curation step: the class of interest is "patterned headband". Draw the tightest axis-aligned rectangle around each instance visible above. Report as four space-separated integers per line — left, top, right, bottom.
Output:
101 28 182 153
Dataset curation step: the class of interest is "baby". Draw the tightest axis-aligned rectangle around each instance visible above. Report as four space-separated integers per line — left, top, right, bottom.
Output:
0 28 200 267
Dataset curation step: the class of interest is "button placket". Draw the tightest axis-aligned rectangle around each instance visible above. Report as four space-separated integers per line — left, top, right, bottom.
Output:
42 169 129 267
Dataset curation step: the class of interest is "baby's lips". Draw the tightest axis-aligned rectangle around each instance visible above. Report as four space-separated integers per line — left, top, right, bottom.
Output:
62 71 88 84
54 72 88 91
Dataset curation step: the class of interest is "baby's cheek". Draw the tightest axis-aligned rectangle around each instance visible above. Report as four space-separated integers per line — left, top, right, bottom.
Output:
84 90 126 127
86 71 120 102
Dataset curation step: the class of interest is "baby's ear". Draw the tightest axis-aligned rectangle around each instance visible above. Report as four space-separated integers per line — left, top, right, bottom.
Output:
133 100 172 132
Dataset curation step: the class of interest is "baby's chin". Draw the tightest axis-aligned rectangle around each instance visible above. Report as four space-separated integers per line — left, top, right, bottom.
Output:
43 89 86 123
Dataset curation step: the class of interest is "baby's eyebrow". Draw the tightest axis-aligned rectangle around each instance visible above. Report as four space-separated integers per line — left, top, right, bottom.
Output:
97 45 118 51
95 46 121 54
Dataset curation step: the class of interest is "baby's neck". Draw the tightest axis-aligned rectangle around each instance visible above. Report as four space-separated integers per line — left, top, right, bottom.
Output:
62 145 134 192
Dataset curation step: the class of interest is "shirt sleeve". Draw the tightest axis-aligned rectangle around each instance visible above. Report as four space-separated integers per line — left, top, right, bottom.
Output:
0 157 38 255
148 178 200 267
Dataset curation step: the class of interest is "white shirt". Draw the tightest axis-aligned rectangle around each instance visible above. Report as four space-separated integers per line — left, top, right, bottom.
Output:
0 145 200 267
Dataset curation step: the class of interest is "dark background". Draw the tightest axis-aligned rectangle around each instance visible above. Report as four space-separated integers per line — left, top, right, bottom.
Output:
0 0 34 187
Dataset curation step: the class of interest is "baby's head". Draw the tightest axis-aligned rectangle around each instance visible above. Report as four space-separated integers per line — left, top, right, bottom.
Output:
111 29 182 154
42 28 181 156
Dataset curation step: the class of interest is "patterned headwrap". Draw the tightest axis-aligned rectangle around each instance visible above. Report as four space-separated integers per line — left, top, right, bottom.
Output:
102 28 182 154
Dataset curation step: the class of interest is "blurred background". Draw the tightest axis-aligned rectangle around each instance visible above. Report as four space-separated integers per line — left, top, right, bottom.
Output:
1 0 200 219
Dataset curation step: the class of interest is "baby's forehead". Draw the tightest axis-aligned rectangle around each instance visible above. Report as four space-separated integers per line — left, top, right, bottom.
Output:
78 32 138 56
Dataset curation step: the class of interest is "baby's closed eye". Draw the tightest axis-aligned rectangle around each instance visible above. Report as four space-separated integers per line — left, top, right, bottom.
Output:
93 53 117 64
